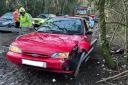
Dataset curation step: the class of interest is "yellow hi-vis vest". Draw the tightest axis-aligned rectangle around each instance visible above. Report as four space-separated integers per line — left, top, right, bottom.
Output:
19 13 32 28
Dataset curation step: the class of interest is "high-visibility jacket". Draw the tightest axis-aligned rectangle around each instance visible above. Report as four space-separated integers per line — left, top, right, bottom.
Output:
19 13 32 28
13 10 19 23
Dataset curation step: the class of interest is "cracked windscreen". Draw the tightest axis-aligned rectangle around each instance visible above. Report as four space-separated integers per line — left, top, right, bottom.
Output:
37 18 84 35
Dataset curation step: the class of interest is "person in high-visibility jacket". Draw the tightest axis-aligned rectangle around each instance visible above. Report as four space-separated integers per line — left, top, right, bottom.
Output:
19 7 33 34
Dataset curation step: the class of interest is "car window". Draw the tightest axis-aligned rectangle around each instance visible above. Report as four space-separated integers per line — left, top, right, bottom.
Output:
38 18 84 35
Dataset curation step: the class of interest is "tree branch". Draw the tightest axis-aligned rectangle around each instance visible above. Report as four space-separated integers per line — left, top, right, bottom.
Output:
106 22 128 27
96 70 128 83
109 17 123 45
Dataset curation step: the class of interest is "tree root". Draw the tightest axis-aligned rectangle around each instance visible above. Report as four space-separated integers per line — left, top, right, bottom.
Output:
96 70 128 83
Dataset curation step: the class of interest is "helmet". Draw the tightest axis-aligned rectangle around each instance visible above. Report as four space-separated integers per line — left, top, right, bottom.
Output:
19 7 25 12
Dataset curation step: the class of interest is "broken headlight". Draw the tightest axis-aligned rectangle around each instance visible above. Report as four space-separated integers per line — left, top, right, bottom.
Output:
51 52 69 59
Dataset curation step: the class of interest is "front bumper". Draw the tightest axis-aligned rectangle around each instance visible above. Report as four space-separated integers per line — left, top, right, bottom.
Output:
6 51 73 74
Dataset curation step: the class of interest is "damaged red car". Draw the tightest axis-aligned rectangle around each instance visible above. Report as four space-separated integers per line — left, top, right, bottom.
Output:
6 17 97 77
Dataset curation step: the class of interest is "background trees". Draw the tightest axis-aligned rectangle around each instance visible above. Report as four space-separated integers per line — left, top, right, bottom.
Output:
89 0 128 68
0 0 78 16
105 0 128 58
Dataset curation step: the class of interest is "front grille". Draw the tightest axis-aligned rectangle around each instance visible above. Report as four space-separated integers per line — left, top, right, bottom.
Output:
23 52 48 58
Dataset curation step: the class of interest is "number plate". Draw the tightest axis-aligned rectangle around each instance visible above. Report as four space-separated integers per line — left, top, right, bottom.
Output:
22 59 47 68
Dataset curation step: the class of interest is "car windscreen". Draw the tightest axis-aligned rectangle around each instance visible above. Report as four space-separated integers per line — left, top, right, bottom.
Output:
1 13 13 20
37 18 84 35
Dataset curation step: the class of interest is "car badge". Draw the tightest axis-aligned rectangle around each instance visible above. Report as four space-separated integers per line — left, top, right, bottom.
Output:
31 54 39 57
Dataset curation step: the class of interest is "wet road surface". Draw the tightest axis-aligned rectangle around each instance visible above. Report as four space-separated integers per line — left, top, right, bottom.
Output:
0 32 18 45
0 26 102 85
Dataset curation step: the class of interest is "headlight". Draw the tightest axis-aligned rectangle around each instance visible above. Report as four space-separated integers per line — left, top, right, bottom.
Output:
9 45 22 53
51 52 69 59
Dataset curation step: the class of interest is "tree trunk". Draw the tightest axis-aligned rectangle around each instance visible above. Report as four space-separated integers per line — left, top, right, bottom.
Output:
126 13 128 58
124 12 128 57
123 0 128 57
99 0 116 69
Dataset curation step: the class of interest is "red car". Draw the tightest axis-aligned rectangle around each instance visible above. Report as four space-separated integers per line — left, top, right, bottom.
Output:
6 17 97 77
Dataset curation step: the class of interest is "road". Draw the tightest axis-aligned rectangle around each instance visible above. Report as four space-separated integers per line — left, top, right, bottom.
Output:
0 25 102 85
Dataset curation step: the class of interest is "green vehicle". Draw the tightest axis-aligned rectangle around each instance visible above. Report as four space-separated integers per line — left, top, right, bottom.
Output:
33 14 56 27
